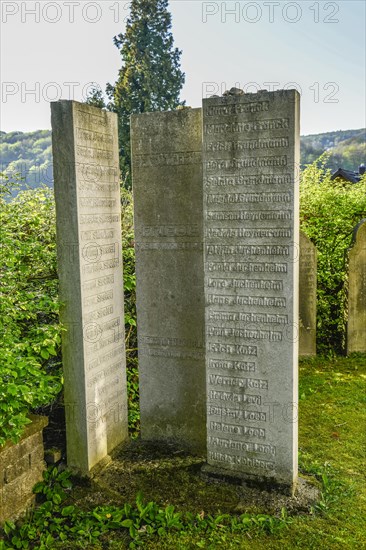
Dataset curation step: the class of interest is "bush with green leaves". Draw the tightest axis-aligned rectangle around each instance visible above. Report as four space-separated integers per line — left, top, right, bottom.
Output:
0 466 293 549
300 155 366 353
0 180 138 445
120 189 139 436
0 182 62 445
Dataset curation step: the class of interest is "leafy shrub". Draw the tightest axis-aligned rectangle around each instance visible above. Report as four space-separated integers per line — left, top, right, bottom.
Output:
300 155 366 353
120 189 139 436
0 466 292 549
0 183 62 445
0 180 139 445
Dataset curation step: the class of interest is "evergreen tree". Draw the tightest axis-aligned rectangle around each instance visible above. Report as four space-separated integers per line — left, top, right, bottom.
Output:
107 0 185 187
85 85 107 109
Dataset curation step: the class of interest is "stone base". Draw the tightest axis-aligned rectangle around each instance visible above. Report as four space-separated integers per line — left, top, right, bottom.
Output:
66 454 113 480
201 463 297 496
0 415 48 525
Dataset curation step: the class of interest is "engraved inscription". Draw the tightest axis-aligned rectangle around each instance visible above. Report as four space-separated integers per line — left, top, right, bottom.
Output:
207 294 286 307
206 210 292 221
207 262 287 273
204 118 289 134
87 345 124 372
83 289 113 307
209 391 261 405
76 127 113 147
208 375 268 389
205 175 292 188
82 258 120 275
52 101 127 471
210 422 265 438
207 192 291 205
80 197 116 208
208 452 274 470
205 156 287 170
209 359 256 372
205 137 289 152
206 278 283 291
206 228 291 239
208 311 288 324
207 343 257 356
82 275 115 292
80 213 120 225
84 305 114 324
208 407 267 422
206 245 289 256
208 436 276 456
136 242 202 251
207 326 282 341
134 151 201 167
141 225 199 238
206 101 269 116
203 91 299 481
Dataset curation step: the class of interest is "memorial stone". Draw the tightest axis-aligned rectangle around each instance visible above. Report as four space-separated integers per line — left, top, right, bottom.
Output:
51 100 128 473
347 219 366 353
202 90 300 492
299 231 317 356
131 109 206 453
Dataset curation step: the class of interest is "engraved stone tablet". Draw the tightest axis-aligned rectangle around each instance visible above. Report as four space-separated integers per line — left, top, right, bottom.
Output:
299 231 317 356
51 100 128 473
203 90 300 492
131 109 206 453
347 219 366 353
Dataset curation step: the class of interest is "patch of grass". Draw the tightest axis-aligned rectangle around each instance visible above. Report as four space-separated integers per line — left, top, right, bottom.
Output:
1 356 365 549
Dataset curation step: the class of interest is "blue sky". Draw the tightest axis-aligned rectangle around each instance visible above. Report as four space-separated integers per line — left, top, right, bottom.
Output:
1 0 365 135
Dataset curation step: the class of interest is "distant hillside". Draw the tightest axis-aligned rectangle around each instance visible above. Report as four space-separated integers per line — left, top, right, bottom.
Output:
301 128 366 171
0 130 53 190
1 127 365 189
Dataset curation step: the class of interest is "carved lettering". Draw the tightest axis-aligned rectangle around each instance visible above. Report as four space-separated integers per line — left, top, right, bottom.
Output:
206 101 269 116
207 193 291 205
204 118 289 134
205 156 287 170
205 137 289 152
207 294 286 308
206 278 283 291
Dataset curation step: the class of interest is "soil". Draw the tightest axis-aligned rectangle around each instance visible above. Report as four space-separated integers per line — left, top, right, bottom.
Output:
65 440 320 518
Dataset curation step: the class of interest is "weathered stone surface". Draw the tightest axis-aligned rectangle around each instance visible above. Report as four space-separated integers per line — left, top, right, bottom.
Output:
347 219 366 353
203 90 300 492
51 100 128 473
299 231 317 356
0 416 48 524
131 109 206 453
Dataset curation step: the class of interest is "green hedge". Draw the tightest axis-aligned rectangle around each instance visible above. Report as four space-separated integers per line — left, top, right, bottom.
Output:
300 155 366 354
0 181 137 445
0 184 62 445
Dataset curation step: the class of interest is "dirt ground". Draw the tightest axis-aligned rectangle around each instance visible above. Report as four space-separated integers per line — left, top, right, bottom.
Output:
64 440 320 518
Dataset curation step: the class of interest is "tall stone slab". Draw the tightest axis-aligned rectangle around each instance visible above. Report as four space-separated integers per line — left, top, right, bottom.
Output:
203 90 300 492
347 219 366 353
131 109 206 453
51 100 128 473
299 231 317 356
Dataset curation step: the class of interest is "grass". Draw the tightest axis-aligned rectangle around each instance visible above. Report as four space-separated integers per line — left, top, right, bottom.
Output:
1 355 365 549
143 355 366 549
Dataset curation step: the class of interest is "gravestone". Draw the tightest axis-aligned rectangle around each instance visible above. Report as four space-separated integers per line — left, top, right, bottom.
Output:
299 231 317 356
51 100 128 474
202 89 300 493
131 109 206 453
347 219 366 353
